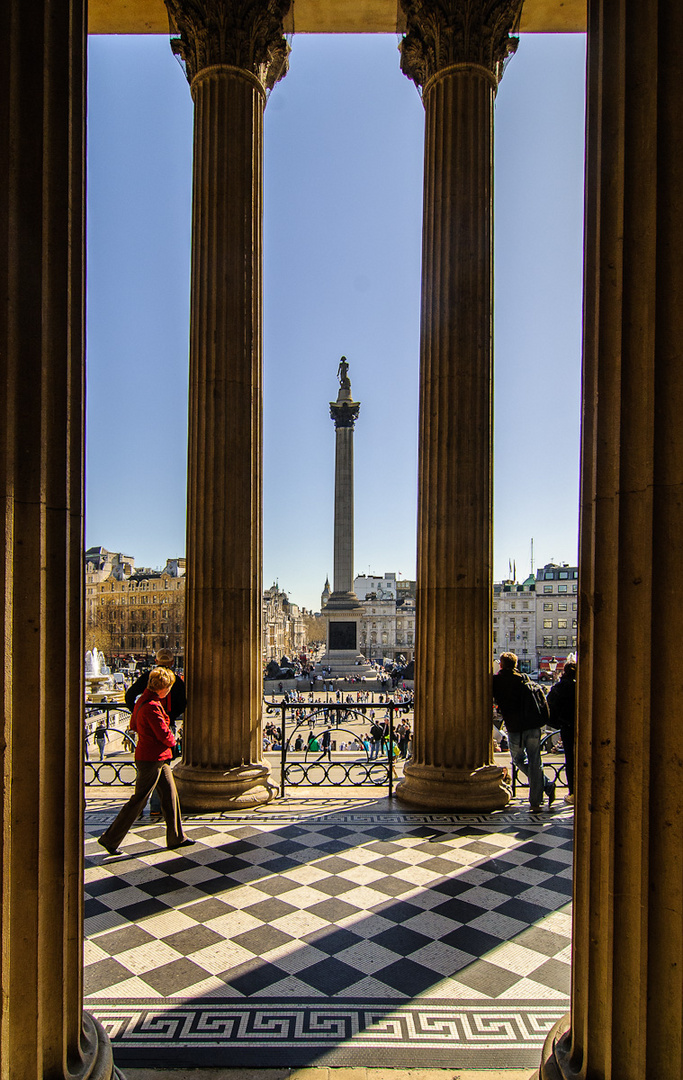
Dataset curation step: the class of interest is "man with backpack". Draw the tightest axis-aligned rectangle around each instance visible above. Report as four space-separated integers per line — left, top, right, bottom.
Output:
493 652 556 810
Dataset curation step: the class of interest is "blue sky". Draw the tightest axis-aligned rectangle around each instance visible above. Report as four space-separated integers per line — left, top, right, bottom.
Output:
86 31 586 611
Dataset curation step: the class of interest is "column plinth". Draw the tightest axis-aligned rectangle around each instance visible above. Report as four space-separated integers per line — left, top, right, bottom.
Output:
395 0 522 812
165 0 290 812
539 0 683 1077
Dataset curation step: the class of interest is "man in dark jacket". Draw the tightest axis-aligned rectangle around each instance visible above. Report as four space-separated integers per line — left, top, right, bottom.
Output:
493 652 556 810
125 648 186 819
547 660 576 804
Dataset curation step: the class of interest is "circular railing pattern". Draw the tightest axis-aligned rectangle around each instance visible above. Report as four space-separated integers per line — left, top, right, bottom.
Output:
283 757 391 787
511 732 568 794
85 760 137 786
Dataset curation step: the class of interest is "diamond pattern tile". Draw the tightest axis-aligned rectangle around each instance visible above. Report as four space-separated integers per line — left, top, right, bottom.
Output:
84 804 574 1069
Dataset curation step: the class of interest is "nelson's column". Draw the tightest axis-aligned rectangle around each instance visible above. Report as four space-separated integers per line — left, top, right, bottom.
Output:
323 359 373 675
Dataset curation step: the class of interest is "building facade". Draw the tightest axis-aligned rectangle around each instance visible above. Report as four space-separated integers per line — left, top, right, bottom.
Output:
534 562 578 671
354 573 416 661
85 552 187 660
262 584 306 661
492 576 537 673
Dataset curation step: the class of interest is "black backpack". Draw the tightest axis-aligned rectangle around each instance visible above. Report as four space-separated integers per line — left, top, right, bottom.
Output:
522 677 551 727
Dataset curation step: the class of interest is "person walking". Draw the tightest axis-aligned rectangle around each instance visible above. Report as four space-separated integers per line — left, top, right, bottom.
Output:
125 648 186 821
94 721 109 761
318 727 332 761
547 660 577 804
493 652 556 810
98 667 190 855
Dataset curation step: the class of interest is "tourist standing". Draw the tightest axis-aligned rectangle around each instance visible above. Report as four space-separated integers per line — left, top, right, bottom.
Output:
547 660 577 805
493 652 556 810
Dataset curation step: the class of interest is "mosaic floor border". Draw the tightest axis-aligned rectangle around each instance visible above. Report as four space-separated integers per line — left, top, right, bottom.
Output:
95 1000 566 1067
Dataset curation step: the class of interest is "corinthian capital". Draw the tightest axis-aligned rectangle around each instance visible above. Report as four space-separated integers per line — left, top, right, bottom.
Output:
399 0 524 90
165 0 292 89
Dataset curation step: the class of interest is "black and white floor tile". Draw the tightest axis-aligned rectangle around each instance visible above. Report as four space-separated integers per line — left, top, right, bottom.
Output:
85 805 573 1068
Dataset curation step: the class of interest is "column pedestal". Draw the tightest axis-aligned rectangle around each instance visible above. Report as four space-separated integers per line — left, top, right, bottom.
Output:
394 4 522 811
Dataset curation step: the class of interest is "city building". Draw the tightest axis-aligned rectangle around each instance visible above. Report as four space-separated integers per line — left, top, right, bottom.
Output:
492 575 537 673
85 553 186 660
262 584 306 661
534 562 579 671
354 572 415 661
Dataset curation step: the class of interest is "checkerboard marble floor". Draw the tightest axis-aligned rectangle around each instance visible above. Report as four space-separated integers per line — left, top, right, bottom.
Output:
84 799 573 1070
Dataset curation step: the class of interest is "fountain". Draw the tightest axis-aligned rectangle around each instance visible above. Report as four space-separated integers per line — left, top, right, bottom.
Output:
85 648 124 702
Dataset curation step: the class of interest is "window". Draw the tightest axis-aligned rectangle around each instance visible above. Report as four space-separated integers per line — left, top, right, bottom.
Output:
493 602 498 611
558 603 568 611
543 619 553 629
572 602 577 610
510 602 516 610
543 636 553 647
493 631 497 643
557 619 568 629
522 630 528 639
545 572 554 580
493 617 498 624
522 617 528 623
559 571 569 579
572 619 578 628
523 601 529 609
572 636 577 646
558 584 568 593
544 585 553 594
572 584 578 593
543 603 553 611
557 636 568 647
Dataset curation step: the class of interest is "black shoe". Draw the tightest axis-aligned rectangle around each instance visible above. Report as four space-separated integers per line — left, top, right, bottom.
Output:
97 836 122 856
167 838 194 849
547 781 557 807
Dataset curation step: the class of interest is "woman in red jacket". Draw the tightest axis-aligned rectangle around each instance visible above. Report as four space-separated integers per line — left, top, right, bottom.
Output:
98 667 190 855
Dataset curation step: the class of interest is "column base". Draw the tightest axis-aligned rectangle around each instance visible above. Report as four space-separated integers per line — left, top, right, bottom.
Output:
174 762 277 813
395 762 511 811
82 1010 126 1080
538 1013 572 1080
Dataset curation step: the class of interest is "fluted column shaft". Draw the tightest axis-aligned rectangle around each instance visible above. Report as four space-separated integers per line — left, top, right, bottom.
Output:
396 0 522 810
173 66 272 810
540 0 683 1077
165 0 290 811
412 67 497 786
334 427 355 595
0 2 120 1077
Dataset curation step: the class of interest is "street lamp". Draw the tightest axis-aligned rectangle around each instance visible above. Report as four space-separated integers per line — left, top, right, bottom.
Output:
548 656 559 683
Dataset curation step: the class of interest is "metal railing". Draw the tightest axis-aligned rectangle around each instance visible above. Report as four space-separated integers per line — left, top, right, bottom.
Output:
264 700 412 797
510 730 568 794
85 702 134 785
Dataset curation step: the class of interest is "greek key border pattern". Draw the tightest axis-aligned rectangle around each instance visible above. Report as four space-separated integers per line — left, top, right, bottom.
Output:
92 1002 568 1048
85 809 575 828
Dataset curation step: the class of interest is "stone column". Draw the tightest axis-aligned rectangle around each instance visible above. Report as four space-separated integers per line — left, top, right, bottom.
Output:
395 0 522 810
164 0 290 811
330 360 361 604
324 362 370 673
540 1 683 1078
0 2 121 1078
